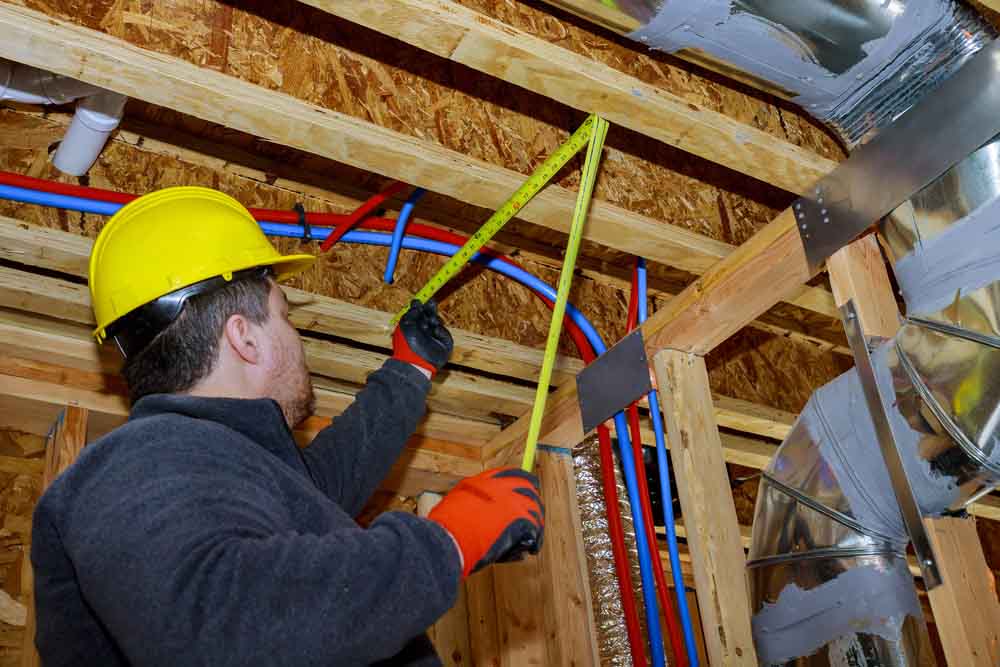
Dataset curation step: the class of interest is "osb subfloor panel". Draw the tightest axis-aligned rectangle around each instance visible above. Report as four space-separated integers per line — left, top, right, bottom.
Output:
7 0 832 250
0 106 849 412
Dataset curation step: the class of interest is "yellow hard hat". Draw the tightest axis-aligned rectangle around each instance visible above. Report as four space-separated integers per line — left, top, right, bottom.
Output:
89 186 315 346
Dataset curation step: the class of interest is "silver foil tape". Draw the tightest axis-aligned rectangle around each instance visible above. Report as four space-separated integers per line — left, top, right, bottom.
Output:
574 435 639 666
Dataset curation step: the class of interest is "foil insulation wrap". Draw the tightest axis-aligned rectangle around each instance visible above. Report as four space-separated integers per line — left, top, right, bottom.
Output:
574 435 647 667
624 0 994 148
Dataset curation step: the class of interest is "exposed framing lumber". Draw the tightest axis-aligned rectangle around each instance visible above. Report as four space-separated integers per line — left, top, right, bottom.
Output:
0 2 834 319
0 105 845 352
827 235 1000 667
0 217 801 442
21 406 90 667
485 207 809 465
297 0 838 196
653 350 757 666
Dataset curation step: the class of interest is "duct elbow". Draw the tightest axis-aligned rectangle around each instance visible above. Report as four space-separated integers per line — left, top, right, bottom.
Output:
0 59 126 176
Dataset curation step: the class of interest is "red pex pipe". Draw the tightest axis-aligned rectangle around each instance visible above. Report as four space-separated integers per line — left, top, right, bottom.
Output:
6 168 651 662
626 262 688 667
318 180 408 251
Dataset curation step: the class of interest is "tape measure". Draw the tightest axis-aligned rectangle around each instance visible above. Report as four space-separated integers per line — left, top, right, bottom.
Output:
521 116 609 472
391 114 599 325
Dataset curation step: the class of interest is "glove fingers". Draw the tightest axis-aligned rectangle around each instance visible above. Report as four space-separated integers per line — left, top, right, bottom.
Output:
492 468 540 488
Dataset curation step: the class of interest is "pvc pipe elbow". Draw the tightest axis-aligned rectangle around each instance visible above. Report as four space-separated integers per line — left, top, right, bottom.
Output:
52 90 127 176
0 59 97 105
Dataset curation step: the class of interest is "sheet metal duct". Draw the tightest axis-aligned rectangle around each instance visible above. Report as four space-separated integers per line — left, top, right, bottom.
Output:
619 1 993 147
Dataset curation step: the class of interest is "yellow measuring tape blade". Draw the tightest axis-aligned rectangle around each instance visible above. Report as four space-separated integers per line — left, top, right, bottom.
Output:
521 116 609 472
391 114 598 325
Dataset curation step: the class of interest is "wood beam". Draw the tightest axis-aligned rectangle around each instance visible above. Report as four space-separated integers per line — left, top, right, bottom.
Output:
0 3 834 318
485 206 811 465
827 234 1000 667
653 350 757 666
0 105 846 352
296 0 837 196
0 218 802 443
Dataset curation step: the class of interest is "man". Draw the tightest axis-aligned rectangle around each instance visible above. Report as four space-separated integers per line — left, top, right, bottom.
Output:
30 187 545 666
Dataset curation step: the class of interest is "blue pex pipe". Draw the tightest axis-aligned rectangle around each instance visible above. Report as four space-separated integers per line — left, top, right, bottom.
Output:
638 258 699 667
1 183 668 663
384 187 425 284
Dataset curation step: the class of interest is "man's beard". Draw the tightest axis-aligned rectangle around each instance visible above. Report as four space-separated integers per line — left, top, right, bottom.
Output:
277 362 316 428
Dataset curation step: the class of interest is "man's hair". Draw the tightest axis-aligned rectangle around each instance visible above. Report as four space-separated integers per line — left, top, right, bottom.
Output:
122 273 273 403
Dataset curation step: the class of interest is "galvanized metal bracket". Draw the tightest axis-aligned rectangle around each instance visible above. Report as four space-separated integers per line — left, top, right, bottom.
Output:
576 329 652 435
797 38 1000 273
840 300 942 589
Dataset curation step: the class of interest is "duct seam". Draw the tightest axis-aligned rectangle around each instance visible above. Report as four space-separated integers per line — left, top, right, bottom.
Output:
758 472 892 543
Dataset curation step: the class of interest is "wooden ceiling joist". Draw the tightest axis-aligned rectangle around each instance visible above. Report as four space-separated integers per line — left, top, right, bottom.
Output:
0 217 797 444
0 2 835 320
296 0 838 196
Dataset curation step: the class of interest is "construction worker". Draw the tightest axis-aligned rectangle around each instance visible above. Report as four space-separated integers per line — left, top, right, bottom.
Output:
30 187 545 666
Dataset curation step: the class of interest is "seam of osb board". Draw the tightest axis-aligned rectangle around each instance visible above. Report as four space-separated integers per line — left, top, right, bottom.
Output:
295 0 839 196
0 2 835 320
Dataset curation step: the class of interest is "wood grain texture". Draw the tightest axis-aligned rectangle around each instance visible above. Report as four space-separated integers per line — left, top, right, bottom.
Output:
925 516 1000 667
485 205 813 463
22 406 90 667
465 570 503 667
0 4 835 319
653 350 757 666
298 0 837 196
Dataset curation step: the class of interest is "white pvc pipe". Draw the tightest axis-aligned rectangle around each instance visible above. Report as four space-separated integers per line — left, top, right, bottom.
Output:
0 59 126 176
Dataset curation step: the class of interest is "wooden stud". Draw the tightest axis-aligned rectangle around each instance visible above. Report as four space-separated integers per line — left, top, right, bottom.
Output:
924 516 1000 666
0 6 835 318
828 234 1000 667
653 350 757 666
485 206 812 465
465 570 503 667
299 0 837 196
22 406 90 667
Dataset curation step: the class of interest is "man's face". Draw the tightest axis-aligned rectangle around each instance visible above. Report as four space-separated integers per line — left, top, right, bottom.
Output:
259 283 315 427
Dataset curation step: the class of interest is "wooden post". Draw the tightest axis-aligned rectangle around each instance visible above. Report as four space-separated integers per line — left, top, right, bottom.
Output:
653 351 757 666
828 234 1000 666
21 406 89 667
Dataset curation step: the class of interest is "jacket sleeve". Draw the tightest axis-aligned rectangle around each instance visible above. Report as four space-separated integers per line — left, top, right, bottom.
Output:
301 358 431 515
46 441 462 667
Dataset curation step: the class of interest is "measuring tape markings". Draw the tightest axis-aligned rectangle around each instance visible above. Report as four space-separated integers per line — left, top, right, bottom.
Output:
521 116 610 472
391 114 598 325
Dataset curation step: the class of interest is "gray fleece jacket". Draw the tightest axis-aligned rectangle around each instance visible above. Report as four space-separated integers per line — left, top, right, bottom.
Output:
30 359 462 666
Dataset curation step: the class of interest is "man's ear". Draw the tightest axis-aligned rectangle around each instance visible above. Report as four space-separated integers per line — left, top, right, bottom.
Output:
222 313 261 365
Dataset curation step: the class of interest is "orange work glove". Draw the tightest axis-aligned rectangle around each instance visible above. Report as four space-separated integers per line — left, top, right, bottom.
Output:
429 468 544 578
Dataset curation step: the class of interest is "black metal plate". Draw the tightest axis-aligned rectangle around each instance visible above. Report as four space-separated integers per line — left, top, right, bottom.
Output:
576 329 652 435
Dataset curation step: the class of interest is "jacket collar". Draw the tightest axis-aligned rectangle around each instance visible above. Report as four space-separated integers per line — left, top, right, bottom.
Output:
130 393 302 468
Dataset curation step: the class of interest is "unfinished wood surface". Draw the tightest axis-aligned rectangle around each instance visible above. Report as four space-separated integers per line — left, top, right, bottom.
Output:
21 406 90 667
828 235 1000 667
534 449 600 666
465 570 503 667
427 579 472 667
299 0 837 196
653 350 757 666
925 516 1000 667
0 218 806 446
0 3 835 319
485 205 812 464
539 0 641 33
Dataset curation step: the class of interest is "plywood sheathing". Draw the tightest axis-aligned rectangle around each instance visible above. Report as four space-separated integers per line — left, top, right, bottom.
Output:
9 0 840 248
0 106 849 415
